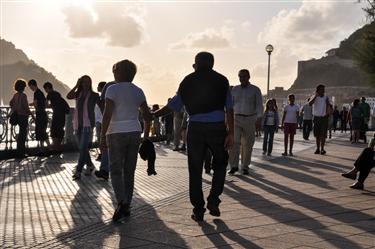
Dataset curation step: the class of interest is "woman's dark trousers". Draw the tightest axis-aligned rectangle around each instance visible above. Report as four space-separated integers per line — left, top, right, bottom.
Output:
354 148 375 183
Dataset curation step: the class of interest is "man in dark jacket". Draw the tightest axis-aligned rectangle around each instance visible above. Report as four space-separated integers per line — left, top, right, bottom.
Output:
154 52 234 222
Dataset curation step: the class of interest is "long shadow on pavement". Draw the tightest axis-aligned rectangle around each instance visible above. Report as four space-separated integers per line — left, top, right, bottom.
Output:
252 159 335 190
198 219 263 249
53 183 189 248
218 177 367 249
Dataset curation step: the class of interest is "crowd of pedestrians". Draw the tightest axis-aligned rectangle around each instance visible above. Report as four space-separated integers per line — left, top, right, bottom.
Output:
7 51 374 223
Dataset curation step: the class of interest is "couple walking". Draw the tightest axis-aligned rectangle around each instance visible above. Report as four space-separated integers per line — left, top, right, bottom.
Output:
97 52 234 222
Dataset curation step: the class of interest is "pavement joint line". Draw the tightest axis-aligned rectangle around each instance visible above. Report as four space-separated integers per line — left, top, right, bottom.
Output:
17 183 211 249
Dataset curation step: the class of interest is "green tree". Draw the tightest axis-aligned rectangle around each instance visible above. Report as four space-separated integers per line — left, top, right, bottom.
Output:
356 0 375 83
363 0 375 21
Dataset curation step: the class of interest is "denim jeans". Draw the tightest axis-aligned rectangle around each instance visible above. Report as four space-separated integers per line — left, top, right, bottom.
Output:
107 132 141 205
263 125 276 154
187 122 228 215
76 127 94 173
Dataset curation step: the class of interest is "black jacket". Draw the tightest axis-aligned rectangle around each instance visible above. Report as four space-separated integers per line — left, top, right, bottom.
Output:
139 138 157 176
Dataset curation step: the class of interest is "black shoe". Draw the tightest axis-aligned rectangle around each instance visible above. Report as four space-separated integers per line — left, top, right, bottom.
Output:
341 172 357 180
207 204 220 217
320 150 326 155
350 182 364 190
173 147 180 151
147 169 157 176
191 213 204 222
94 170 109 180
314 149 320 154
113 202 129 222
228 167 238 175
242 169 249 175
72 171 81 180
180 144 186 151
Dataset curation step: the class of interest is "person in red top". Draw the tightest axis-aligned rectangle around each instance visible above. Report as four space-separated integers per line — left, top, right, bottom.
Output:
9 79 35 158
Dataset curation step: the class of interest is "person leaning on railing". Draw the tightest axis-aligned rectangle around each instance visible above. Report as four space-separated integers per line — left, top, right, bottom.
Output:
9 79 35 158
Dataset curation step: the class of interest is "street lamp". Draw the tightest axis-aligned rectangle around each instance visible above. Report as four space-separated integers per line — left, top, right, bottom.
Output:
265 44 274 99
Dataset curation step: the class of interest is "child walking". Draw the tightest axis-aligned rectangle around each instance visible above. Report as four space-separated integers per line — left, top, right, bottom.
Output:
262 99 279 156
281 94 299 156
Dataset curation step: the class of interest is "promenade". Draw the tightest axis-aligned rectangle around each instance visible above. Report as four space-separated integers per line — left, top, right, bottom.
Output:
0 132 374 249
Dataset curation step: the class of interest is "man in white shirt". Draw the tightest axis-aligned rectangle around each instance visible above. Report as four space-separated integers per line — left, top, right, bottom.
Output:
300 98 313 140
309 84 330 155
228 69 263 175
100 59 152 222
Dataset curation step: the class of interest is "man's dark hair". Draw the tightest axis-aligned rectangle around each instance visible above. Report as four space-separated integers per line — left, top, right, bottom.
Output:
288 94 295 99
361 96 366 101
113 60 137 82
28 79 37 87
43 82 53 90
98 81 106 90
316 84 325 91
195 52 214 70
238 69 250 77
14 79 27 92
353 98 360 106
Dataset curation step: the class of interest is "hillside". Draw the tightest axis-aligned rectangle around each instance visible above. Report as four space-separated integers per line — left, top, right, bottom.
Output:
0 39 70 105
290 22 374 90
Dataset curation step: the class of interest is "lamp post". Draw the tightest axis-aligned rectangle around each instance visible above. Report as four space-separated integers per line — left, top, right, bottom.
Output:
265 44 274 99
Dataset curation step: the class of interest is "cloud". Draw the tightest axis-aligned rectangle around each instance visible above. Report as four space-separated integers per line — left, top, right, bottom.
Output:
256 1 364 86
169 27 232 50
258 1 364 58
62 3 145 47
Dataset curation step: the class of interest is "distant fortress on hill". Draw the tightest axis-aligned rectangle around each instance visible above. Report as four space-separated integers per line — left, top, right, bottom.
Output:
269 21 375 109
269 50 375 109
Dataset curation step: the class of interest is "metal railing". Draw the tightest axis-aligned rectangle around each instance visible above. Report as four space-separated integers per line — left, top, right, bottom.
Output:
0 106 53 151
0 106 168 154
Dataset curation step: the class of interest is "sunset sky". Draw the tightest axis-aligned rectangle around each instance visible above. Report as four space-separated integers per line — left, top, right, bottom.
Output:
1 0 367 104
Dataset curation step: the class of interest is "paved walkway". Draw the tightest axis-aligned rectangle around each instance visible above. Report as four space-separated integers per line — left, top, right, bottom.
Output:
0 132 374 248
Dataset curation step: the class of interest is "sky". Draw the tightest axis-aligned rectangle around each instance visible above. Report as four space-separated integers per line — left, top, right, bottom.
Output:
0 0 368 104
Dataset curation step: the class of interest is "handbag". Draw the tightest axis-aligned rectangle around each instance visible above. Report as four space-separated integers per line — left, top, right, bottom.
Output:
9 110 18 125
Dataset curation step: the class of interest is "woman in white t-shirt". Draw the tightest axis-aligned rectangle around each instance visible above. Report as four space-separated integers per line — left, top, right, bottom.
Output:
281 94 299 156
100 60 152 222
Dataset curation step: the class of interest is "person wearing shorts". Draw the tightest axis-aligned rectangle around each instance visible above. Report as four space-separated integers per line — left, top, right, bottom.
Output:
43 82 69 153
281 94 299 156
309 84 330 155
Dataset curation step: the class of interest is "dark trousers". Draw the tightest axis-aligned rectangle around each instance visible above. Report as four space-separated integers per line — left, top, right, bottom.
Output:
341 120 347 132
354 148 375 183
187 122 228 215
35 110 48 141
204 149 213 172
303 120 312 139
263 125 276 153
333 118 338 132
17 115 29 156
